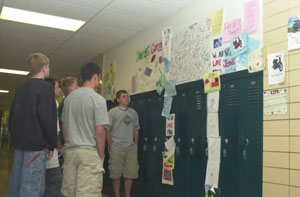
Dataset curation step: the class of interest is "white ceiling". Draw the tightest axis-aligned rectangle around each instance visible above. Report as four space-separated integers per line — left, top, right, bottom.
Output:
0 0 194 110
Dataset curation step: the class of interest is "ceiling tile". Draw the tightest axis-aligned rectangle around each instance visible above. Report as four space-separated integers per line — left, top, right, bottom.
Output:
60 0 113 9
91 10 153 31
106 0 179 21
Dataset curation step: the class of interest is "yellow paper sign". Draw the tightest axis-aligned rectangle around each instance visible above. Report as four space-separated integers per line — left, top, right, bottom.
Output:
210 8 224 36
163 151 175 169
203 71 221 93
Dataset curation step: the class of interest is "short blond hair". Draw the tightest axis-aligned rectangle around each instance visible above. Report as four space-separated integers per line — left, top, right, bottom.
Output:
61 77 78 95
28 53 49 75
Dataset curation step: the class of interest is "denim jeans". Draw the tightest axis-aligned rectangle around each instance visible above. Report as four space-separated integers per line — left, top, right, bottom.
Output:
8 149 47 197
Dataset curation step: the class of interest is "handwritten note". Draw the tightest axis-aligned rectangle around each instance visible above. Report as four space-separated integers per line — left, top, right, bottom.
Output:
210 8 224 36
244 0 259 33
223 18 242 42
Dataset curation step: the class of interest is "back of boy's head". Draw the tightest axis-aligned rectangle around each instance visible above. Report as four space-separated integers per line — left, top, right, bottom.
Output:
116 90 128 99
81 62 100 83
61 77 77 95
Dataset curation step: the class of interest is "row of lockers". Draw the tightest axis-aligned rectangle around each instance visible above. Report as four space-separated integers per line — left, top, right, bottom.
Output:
103 70 263 197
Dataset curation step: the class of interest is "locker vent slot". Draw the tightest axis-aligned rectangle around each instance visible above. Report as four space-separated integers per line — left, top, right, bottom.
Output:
179 94 188 111
193 91 202 110
248 86 259 104
226 88 237 106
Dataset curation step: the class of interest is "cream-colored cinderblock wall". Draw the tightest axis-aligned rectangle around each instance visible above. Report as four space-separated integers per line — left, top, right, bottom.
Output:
263 0 300 196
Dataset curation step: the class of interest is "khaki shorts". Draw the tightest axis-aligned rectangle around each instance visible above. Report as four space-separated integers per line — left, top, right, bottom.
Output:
61 148 104 197
108 144 139 179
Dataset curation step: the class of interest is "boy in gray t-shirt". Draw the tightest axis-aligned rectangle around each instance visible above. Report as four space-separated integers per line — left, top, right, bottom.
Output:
106 90 139 197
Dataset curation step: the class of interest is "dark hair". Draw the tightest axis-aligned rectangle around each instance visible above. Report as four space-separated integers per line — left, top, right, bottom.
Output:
81 62 101 83
44 77 56 88
116 90 128 99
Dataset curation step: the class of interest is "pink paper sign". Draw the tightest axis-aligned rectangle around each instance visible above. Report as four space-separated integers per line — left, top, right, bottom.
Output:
223 18 242 42
244 0 259 33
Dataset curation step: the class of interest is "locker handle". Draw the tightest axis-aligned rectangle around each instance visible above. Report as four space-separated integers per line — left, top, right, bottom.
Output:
223 148 227 157
244 138 249 146
143 144 147 151
153 145 157 152
205 148 208 157
189 147 193 156
242 149 247 160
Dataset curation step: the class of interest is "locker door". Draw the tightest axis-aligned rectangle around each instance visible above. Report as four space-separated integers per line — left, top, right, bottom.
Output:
141 96 155 197
173 90 189 197
241 73 263 197
151 95 172 197
218 79 242 197
187 86 207 197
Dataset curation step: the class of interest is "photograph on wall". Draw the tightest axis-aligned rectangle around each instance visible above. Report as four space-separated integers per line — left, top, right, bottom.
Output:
288 16 300 50
213 37 223 48
267 51 285 85
264 88 287 115
203 71 221 93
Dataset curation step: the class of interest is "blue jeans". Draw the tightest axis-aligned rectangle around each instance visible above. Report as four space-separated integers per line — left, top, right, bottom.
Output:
8 149 47 197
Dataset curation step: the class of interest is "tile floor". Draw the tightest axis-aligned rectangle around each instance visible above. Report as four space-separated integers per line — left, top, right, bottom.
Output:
0 144 111 197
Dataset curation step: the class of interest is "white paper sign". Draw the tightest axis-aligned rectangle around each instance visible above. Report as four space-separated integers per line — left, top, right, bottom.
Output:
207 137 221 162
268 51 285 85
165 136 176 159
207 112 219 137
207 92 220 113
205 160 220 188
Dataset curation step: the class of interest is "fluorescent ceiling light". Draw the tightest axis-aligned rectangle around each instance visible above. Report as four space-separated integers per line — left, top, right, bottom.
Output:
0 68 30 75
0 90 9 93
0 7 85 31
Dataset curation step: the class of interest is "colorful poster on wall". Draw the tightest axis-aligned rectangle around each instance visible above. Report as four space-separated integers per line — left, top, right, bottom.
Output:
211 48 223 73
164 80 177 97
168 18 212 84
223 18 242 42
244 0 259 33
163 151 175 169
229 31 248 58
102 60 117 100
288 16 300 50
248 47 265 73
264 88 287 115
203 71 221 93
136 40 164 93
210 8 224 36
162 168 174 185
268 51 285 85
166 114 175 136
222 48 236 74
156 73 167 95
